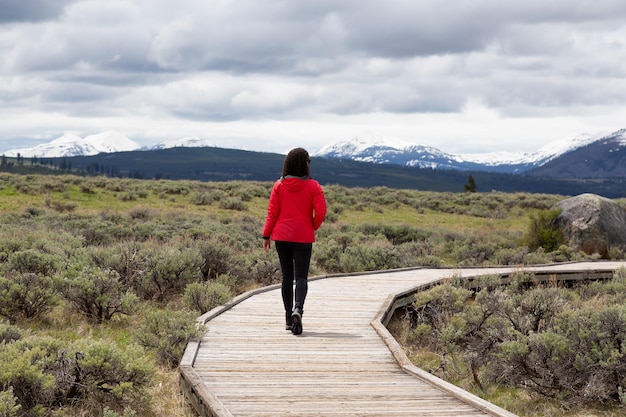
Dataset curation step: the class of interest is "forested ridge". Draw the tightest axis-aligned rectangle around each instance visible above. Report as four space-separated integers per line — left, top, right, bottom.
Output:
2 147 624 197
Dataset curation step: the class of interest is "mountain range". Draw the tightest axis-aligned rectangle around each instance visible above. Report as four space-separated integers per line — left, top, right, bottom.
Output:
313 130 625 174
2 131 221 159
4 131 141 158
3 128 626 178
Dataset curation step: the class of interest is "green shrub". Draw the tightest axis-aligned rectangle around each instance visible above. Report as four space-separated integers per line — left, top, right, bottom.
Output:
580 267 626 304
315 232 401 273
190 192 213 206
0 336 153 415
503 286 577 335
135 308 206 368
75 218 134 246
197 240 234 280
0 239 25 264
0 321 22 344
413 255 443 267
206 189 227 203
59 266 139 323
218 197 247 211
492 247 527 265
85 241 146 292
232 256 281 288
0 340 56 416
0 273 58 320
607 246 624 260
522 247 553 265
128 207 155 220
357 224 430 245
339 241 400 272
413 283 473 328
313 240 343 273
0 388 21 417
136 245 203 301
183 281 232 314
73 340 154 406
492 304 626 404
23 207 44 217
5 249 60 276
118 191 137 202
522 209 565 252
158 182 190 195
451 241 496 266
406 270 626 406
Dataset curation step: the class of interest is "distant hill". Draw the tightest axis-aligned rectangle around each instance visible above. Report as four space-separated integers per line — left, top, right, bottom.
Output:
314 131 610 173
527 129 626 179
6 129 625 179
35 146 626 197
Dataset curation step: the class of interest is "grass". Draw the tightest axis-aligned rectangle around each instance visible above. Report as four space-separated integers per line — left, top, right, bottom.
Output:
0 175 537 235
0 173 618 416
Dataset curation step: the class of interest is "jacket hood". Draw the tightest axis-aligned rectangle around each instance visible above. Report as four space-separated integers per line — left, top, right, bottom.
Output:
280 176 310 191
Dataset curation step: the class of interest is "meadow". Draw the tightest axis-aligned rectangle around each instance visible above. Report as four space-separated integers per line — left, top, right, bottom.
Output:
0 172 623 417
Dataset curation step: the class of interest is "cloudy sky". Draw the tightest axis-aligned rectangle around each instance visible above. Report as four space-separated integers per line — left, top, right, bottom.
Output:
1 0 625 155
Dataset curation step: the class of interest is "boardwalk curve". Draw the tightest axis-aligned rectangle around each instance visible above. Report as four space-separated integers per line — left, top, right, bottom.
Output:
180 262 626 417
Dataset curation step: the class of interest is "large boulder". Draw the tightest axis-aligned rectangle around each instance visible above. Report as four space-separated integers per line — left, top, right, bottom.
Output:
554 193 626 257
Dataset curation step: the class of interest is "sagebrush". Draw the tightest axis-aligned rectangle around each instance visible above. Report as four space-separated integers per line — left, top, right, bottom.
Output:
0 173 622 416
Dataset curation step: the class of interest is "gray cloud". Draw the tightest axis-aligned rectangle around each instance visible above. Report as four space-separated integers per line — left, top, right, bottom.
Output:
0 0 78 23
0 0 625 154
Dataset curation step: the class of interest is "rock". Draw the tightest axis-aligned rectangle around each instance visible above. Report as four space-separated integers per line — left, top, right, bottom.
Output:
554 193 626 257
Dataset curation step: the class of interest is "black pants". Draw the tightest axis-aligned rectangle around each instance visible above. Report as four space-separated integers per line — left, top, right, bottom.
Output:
275 241 312 318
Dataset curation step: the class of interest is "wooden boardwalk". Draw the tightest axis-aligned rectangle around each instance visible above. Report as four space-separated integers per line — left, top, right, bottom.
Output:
180 262 626 417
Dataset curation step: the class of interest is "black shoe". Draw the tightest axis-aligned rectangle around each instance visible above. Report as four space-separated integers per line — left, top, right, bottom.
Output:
285 321 293 331
291 307 303 335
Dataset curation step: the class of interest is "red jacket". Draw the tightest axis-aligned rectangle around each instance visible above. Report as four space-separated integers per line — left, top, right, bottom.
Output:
263 177 326 243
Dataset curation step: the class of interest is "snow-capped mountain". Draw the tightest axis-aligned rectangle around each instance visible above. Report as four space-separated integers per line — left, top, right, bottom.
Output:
315 134 414 158
314 131 619 173
83 131 141 154
528 128 626 178
151 137 216 150
458 132 602 167
4 131 141 158
3 129 624 177
316 134 460 168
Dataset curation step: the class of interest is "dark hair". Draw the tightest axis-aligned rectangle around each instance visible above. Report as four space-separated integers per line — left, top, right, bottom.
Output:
282 147 310 178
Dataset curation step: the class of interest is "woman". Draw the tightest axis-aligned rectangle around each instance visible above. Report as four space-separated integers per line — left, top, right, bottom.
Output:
262 148 327 335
